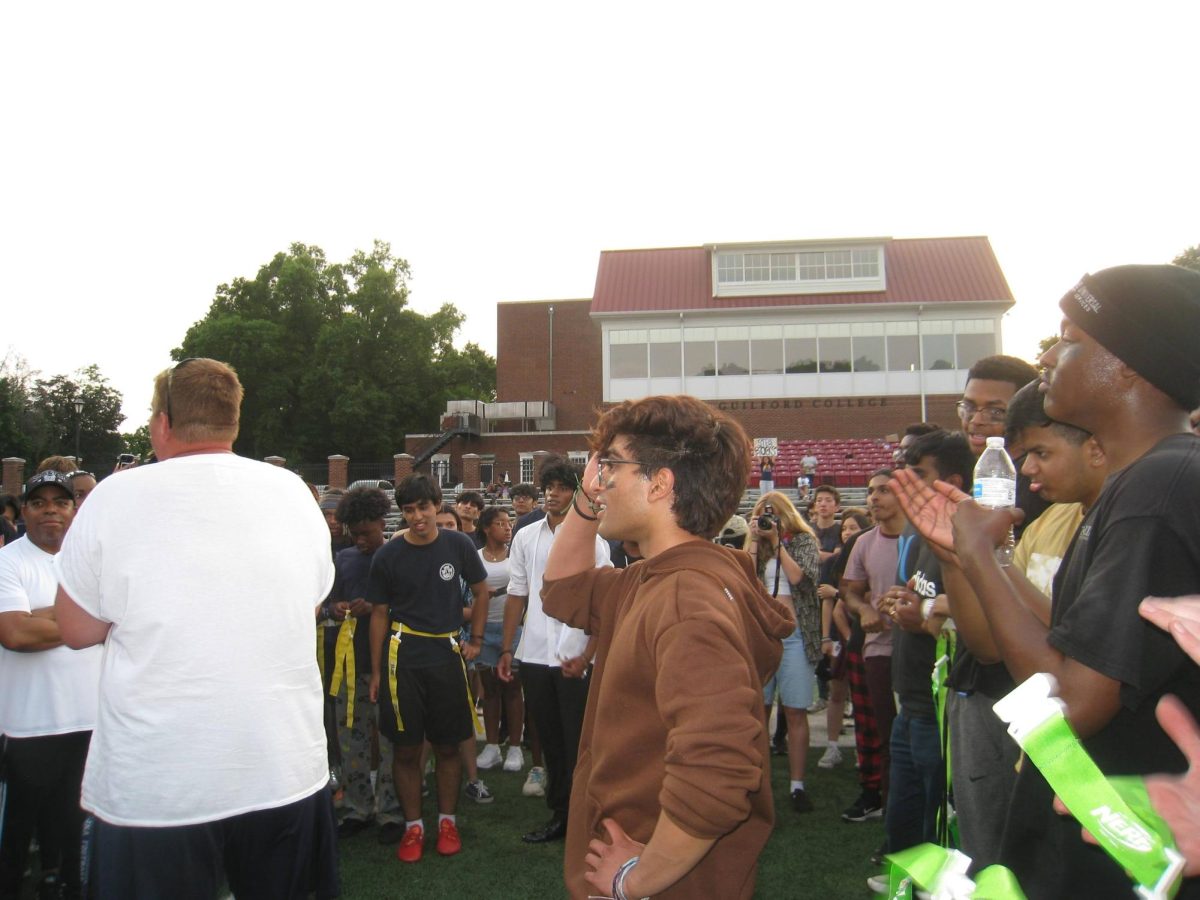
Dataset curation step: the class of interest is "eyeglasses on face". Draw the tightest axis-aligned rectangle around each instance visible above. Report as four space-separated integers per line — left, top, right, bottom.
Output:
955 400 1007 424
596 457 644 480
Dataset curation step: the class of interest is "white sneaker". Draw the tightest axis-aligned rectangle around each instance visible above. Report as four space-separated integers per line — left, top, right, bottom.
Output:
817 744 843 769
503 744 524 773
522 766 546 797
476 743 502 770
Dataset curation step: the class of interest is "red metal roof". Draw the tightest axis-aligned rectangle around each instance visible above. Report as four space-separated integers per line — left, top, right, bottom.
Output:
589 236 1014 315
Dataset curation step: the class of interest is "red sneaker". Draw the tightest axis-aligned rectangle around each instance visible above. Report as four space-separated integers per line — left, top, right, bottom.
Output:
396 825 424 863
436 818 462 856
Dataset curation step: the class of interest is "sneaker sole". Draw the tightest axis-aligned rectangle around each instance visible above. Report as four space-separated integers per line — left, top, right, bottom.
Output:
842 808 883 823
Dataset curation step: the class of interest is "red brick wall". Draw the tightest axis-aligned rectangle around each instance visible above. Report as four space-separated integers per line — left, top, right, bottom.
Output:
403 432 592 486
496 299 602 431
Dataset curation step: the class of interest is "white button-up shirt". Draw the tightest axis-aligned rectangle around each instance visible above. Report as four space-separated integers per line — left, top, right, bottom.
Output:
508 516 612 666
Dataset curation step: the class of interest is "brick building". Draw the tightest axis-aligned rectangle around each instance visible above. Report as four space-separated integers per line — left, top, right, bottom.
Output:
405 235 1014 488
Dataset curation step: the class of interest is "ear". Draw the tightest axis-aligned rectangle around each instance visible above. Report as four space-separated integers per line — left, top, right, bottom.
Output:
1083 436 1106 468
945 473 965 490
647 466 675 502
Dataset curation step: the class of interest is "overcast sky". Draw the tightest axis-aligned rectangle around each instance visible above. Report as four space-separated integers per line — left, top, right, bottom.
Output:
4 1 1196 431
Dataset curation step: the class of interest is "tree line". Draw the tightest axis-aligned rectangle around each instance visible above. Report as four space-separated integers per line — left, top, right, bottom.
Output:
5 242 1197 473
2 241 496 471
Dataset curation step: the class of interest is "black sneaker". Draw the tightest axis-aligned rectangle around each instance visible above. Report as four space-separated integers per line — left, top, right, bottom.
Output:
771 741 788 756
870 841 887 866
791 788 813 813
337 817 371 839
378 821 407 845
841 790 883 823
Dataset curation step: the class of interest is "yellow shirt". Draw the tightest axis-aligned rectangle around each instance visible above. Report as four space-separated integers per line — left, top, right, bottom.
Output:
1013 502 1084 597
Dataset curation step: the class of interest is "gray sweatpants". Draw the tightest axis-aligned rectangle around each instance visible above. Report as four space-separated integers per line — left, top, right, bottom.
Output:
948 690 1021 871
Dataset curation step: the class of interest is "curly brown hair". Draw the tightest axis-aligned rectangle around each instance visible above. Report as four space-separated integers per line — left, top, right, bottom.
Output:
589 396 750 539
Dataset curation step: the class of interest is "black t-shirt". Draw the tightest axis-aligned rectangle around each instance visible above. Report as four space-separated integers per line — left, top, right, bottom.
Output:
367 530 487 668
891 527 940 720
946 462 1046 698
332 545 376 665
815 523 841 585
1000 433 1200 899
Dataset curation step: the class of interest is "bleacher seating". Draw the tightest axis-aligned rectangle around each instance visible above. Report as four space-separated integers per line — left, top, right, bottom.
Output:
752 438 895 490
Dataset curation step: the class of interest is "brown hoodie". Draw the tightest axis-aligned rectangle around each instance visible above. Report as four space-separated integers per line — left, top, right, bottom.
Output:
542 539 795 899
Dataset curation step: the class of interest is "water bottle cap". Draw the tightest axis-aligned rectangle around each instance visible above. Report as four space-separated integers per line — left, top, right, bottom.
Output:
985 437 1006 449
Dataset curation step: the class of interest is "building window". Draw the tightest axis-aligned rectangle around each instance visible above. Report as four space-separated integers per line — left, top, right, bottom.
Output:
519 454 534 484
955 320 996 371
684 327 716 376
886 322 919 371
568 451 588 468
610 329 648 378
751 325 783 375
783 324 818 373
719 247 883 285
850 323 885 372
432 454 450 487
648 328 681 377
818 324 852 373
716 326 750 376
922 321 955 370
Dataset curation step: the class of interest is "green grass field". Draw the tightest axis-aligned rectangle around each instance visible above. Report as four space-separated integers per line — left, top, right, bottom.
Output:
337 746 884 898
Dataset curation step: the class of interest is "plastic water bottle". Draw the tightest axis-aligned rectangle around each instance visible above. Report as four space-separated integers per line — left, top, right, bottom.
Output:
973 436 1017 565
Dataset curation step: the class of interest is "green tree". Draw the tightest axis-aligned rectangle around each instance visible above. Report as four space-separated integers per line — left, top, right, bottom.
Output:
1173 245 1200 273
0 355 125 470
176 241 496 463
28 366 125 469
1036 334 1059 360
121 425 153 461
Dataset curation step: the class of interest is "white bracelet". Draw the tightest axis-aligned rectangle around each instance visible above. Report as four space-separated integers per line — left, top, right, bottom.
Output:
921 598 936 621
612 855 647 900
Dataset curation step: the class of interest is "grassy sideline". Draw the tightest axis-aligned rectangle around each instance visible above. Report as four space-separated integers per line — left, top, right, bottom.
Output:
337 744 883 898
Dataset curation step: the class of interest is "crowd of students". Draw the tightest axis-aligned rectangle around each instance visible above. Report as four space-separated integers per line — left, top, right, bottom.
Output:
2 264 1200 899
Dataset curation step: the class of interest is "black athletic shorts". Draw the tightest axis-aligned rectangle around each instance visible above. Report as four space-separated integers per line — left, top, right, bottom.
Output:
379 658 474 748
83 784 339 900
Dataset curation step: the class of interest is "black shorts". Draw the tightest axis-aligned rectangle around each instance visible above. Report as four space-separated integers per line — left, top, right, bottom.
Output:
84 785 339 900
379 659 474 748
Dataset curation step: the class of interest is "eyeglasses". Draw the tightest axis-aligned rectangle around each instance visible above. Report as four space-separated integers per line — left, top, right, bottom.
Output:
597 457 644 480
955 400 1008 424
165 358 198 426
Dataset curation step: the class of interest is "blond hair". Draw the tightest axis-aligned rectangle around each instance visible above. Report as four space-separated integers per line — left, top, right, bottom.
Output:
152 358 242 444
751 491 816 540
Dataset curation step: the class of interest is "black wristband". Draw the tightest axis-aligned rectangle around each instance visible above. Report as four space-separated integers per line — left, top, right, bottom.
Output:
572 496 599 521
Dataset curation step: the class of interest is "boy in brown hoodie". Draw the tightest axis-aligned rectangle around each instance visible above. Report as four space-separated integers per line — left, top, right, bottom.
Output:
543 395 794 899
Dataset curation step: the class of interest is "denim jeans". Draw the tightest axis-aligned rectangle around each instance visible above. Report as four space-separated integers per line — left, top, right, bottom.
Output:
883 709 944 853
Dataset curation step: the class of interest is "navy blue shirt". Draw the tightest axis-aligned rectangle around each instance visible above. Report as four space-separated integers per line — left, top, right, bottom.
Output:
367 530 487 667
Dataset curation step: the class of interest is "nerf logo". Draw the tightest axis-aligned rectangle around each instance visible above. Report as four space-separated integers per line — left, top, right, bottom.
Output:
1089 805 1154 853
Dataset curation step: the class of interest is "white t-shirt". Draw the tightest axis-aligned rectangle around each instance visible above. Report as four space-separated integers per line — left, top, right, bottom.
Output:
508 516 611 666
0 536 102 737
54 453 335 827
479 552 510 625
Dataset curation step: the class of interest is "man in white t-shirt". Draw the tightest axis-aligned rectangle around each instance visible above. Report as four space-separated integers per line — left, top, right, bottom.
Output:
497 456 611 844
0 469 101 900
53 358 338 900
